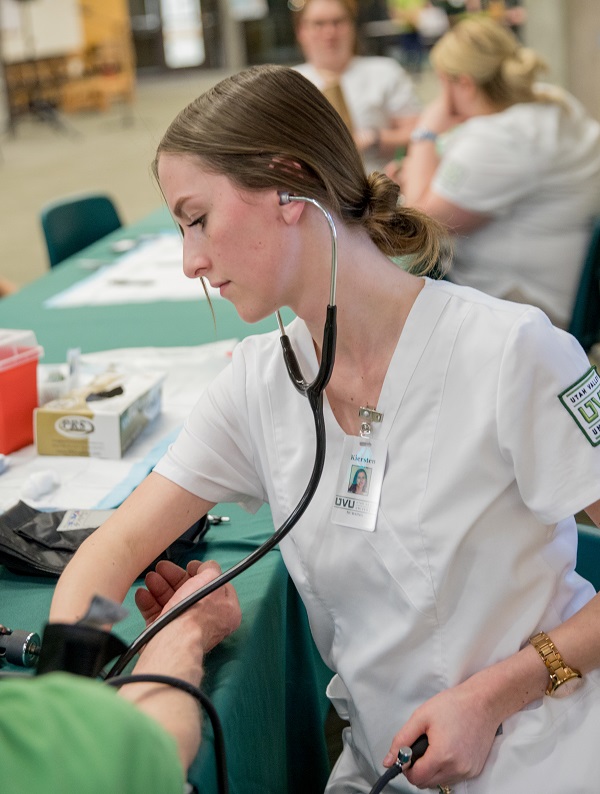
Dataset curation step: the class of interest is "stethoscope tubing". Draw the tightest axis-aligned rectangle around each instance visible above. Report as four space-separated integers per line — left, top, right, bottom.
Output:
104 196 337 679
104 380 329 678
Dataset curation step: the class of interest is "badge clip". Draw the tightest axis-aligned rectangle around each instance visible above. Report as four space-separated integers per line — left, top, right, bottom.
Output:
358 405 383 442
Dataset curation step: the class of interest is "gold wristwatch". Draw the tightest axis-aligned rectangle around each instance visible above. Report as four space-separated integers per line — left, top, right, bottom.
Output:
529 631 582 697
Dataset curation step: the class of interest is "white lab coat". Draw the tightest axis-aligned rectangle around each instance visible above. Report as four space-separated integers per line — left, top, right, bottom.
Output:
155 279 600 792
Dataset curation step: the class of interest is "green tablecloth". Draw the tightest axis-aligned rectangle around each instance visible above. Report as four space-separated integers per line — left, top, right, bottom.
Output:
0 210 332 792
0 206 293 363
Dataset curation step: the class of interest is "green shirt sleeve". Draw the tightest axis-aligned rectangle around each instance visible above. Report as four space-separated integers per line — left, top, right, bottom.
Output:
0 672 184 794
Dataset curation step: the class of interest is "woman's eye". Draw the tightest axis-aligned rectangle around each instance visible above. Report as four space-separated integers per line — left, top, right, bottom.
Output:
187 215 205 228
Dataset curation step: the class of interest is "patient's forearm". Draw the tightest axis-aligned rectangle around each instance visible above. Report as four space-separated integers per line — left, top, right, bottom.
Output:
120 622 206 769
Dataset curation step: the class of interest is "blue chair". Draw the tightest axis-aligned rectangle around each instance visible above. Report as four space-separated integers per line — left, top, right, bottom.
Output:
568 216 600 352
40 193 123 268
576 523 600 591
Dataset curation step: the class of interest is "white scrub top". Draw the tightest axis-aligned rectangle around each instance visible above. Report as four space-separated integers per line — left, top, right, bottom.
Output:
433 87 600 327
155 279 600 793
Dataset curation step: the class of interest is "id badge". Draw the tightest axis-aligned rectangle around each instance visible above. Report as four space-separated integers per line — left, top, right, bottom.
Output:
331 435 388 531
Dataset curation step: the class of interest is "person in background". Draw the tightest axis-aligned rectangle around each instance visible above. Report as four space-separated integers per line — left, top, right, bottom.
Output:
2 559 241 794
293 0 421 173
392 15 600 328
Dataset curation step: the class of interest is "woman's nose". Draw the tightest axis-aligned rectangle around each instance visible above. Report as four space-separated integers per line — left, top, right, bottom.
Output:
182 240 210 280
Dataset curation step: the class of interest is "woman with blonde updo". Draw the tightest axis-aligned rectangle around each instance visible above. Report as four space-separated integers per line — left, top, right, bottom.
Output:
52 64 600 793
392 15 600 328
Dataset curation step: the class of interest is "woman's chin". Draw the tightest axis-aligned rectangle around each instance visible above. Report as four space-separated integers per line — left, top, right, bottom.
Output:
233 303 274 325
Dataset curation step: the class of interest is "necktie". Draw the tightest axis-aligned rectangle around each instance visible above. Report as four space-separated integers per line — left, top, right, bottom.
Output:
321 81 354 133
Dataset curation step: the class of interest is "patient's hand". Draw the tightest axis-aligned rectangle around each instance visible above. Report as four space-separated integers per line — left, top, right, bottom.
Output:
136 559 241 652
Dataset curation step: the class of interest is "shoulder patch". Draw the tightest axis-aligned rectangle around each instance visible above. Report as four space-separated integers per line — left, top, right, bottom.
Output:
558 366 600 446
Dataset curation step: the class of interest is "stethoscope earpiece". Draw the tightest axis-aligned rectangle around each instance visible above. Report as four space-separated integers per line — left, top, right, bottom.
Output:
278 191 291 205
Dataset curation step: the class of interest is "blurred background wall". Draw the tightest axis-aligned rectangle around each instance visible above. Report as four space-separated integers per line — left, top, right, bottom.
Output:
0 0 598 290
2 0 597 126
524 0 599 120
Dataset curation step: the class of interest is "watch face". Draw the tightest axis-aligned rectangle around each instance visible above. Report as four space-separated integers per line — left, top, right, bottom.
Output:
551 674 584 698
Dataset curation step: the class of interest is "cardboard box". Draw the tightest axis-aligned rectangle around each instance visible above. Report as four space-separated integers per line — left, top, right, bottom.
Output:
0 329 44 454
34 370 164 459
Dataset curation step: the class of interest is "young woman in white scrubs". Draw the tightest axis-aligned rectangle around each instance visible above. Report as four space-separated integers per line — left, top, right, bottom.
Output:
51 65 600 793
391 15 600 329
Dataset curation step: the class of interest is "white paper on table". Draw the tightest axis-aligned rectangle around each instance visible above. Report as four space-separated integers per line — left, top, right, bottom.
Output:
0 340 237 513
44 234 222 308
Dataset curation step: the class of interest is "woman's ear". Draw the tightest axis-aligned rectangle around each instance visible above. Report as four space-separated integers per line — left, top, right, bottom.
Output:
277 192 306 226
458 72 478 97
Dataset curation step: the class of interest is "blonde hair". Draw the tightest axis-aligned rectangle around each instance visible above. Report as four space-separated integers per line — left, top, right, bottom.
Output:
430 16 556 108
153 65 444 275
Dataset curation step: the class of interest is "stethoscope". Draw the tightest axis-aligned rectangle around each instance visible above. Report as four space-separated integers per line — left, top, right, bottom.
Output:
104 192 337 678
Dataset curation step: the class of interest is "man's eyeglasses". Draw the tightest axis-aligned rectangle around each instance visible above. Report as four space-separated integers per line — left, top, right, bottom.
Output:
301 16 352 31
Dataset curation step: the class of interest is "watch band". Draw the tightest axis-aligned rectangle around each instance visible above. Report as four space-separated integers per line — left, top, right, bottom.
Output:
410 127 438 144
529 631 582 697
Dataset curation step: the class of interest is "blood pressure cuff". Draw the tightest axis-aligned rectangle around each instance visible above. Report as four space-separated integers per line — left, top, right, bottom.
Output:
0 501 208 578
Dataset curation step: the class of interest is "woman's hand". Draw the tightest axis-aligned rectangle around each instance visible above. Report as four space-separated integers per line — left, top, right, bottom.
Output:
417 77 465 136
383 677 503 789
416 96 457 137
